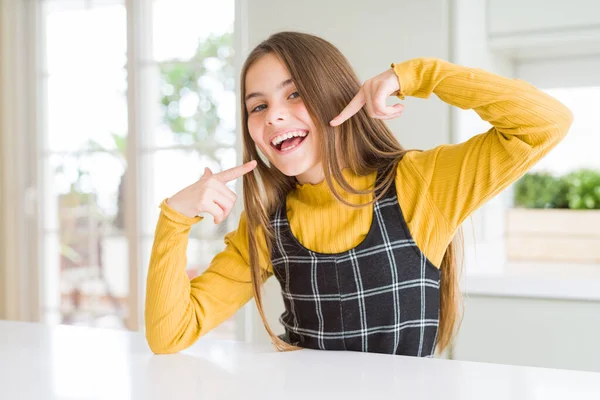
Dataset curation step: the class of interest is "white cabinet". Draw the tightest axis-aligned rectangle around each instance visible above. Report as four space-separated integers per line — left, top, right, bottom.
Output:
487 0 600 58
488 0 600 36
453 295 600 373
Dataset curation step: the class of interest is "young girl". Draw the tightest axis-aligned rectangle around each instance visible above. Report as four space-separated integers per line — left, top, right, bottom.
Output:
145 32 572 357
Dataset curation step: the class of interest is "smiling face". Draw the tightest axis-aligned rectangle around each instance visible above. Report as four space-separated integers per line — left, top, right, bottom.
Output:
244 53 323 185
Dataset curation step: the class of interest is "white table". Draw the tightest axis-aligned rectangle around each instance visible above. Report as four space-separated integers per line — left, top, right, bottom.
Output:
1 320 599 399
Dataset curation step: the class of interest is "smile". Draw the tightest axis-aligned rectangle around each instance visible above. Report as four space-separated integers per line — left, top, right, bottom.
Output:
270 130 309 154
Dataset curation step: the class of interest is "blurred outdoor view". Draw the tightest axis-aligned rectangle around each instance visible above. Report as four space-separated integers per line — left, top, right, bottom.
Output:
41 0 238 339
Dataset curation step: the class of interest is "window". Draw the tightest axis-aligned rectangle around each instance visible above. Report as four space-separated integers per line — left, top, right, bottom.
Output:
515 56 600 175
527 86 600 175
38 0 239 339
459 56 600 272
40 0 129 329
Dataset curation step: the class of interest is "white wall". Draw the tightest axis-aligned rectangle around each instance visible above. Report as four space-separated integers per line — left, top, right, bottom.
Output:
238 0 452 151
236 0 453 344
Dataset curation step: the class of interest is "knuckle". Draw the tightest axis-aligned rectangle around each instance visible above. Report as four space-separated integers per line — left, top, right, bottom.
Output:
203 176 215 186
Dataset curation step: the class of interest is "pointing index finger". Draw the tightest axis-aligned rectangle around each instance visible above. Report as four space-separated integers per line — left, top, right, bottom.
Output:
330 88 366 127
214 160 257 183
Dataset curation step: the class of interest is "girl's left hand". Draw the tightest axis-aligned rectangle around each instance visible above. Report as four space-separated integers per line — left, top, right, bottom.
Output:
330 67 404 127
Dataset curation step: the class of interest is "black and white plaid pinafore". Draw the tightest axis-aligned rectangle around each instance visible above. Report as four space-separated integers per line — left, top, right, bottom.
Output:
270 172 441 357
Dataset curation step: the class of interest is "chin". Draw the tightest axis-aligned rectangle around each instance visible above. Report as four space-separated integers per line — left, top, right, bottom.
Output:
271 161 313 178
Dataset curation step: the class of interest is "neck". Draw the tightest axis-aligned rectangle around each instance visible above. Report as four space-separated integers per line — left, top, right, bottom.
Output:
295 162 325 185
295 152 353 185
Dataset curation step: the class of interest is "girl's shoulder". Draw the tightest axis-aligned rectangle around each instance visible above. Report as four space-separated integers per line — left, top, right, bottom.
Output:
396 146 448 187
396 149 428 181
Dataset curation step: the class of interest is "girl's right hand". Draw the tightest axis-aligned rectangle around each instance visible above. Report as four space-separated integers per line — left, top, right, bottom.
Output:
166 160 257 223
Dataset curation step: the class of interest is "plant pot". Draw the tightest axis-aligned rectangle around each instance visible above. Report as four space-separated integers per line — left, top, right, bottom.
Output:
506 208 600 263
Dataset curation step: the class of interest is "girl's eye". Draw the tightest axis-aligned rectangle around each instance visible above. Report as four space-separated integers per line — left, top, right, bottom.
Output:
251 104 266 113
249 92 299 113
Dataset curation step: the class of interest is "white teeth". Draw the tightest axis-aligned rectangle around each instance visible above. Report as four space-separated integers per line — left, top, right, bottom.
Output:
270 130 308 146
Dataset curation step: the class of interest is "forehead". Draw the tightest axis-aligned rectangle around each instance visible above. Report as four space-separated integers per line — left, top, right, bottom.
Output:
245 53 291 92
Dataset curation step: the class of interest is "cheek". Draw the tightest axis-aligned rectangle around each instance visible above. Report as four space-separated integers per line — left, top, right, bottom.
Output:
286 106 318 156
293 103 316 129
292 104 320 148
247 116 261 140
247 117 270 153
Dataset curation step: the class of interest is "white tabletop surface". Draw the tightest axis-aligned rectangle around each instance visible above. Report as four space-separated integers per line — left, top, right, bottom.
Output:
1 320 600 400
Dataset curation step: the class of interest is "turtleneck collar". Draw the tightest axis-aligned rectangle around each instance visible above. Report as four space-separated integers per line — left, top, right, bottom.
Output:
290 168 377 207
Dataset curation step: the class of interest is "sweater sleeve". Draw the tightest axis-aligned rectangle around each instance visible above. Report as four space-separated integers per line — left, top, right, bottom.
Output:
144 200 272 354
391 58 573 267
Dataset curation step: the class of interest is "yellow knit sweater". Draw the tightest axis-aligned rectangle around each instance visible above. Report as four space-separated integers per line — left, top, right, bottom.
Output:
145 58 573 354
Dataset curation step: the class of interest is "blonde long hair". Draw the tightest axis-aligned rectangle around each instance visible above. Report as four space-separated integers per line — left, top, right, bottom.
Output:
240 32 462 354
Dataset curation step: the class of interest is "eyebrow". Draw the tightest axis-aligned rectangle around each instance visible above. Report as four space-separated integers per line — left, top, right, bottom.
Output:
245 78 294 102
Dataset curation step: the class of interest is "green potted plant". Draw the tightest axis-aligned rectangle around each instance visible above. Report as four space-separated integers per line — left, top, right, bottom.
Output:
506 169 600 263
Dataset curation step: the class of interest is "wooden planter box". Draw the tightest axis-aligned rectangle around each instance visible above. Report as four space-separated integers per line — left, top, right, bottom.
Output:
506 209 600 263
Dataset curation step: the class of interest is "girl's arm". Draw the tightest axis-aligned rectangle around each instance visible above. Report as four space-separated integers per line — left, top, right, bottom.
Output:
392 58 573 266
144 202 271 354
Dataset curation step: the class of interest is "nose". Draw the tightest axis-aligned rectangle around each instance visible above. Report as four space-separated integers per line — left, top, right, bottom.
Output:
265 102 288 126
